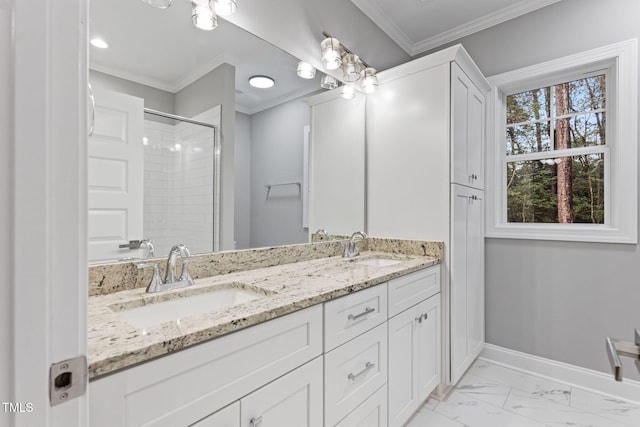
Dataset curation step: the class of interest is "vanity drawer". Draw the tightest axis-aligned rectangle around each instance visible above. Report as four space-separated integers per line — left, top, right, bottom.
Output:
335 384 387 427
325 284 388 351
388 265 440 317
324 323 388 426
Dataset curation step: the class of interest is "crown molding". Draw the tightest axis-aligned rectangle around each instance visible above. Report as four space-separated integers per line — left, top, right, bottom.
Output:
351 0 562 56
90 53 232 94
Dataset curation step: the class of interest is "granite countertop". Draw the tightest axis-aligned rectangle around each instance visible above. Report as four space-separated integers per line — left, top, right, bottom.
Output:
88 250 439 379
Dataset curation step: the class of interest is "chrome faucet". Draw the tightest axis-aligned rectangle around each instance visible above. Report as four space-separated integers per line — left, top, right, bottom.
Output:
343 231 367 258
137 244 200 293
314 229 330 241
140 239 155 258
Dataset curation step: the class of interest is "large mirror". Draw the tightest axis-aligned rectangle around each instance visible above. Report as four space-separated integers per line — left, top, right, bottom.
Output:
87 0 355 263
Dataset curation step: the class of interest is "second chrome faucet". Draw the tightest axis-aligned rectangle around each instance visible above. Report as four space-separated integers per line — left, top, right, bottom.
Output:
343 231 367 258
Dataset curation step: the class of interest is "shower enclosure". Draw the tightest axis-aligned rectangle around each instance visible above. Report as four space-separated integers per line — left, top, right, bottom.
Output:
142 108 221 257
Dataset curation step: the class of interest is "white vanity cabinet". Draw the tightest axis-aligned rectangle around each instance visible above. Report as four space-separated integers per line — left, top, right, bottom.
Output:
387 267 441 427
194 357 323 427
323 284 388 426
366 45 490 388
89 305 323 427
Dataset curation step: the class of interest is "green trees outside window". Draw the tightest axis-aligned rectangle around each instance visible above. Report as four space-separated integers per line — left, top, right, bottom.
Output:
505 75 606 224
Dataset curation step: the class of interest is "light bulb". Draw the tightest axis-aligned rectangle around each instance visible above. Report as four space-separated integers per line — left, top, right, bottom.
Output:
342 53 363 82
320 75 339 90
341 85 356 100
211 0 237 16
321 37 342 70
297 61 316 79
361 68 378 94
192 2 217 30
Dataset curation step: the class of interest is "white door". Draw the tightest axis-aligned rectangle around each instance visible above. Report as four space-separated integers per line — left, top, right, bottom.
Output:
88 89 144 263
12 0 88 425
240 357 323 427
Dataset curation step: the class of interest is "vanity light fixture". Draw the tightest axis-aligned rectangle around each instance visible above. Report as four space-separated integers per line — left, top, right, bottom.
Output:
141 0 236 30
191 1 217 31
90 38 109 49
341 53 363 82
341 85 356 100
249 75 275 89
142 0 172 8
321 37 342 70
320 75 339 90
320 31 377 93
212 0 237 16
361 67 378 94
297 61 316 79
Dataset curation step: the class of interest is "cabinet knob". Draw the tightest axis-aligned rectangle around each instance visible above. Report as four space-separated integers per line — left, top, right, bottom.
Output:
250 416 263 427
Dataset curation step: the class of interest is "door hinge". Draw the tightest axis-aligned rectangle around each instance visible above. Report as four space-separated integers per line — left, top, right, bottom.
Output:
49 355 87 406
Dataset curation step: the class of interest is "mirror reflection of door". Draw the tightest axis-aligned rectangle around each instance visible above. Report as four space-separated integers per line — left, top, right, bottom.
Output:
88 89 144 263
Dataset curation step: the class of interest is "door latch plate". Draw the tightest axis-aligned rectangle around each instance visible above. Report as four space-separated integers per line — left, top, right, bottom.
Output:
49 355 87 406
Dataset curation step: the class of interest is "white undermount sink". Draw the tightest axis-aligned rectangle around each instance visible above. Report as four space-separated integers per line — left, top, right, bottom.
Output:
354 258 402 267
113 286 267 329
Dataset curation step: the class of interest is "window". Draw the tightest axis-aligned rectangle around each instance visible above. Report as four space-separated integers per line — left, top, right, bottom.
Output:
486 40 637 243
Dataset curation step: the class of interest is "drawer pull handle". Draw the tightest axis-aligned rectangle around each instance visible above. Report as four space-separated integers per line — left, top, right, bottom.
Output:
348 362 375 381
250 416 263 427
348 307 375 321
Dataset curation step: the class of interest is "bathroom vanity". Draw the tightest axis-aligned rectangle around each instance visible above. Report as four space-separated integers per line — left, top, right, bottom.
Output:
88 238 442 426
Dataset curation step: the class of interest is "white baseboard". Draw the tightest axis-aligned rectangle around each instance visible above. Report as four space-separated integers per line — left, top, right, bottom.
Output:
481 344 640 405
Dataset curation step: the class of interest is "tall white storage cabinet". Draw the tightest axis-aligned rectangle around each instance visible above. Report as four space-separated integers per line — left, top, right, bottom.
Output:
367 45 490 387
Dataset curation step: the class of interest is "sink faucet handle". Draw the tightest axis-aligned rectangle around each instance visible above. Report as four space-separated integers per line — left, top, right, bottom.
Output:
179 257 204 285
137 263 163 293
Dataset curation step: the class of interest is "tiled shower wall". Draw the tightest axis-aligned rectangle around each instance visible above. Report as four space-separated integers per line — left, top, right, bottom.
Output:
143 118 215 256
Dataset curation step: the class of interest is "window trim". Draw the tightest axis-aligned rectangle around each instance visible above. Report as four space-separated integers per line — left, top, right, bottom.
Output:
485 39 637 244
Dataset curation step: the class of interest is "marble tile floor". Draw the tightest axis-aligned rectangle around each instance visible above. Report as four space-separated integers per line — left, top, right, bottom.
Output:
406 359 640 427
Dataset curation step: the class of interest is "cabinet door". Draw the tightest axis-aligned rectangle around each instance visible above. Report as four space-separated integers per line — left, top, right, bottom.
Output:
240 357 323 427
388 305 421 427
467 189 485 361
451 62 485 189
450 184 484 384
417 296 441 401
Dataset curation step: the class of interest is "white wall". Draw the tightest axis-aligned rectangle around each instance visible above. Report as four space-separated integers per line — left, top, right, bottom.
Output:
89 70 174 113
235 112 252 249
443 0 640 379
249 99 310 248
0 0 12 409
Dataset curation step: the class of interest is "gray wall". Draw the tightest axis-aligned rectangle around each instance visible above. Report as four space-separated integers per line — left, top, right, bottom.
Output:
175 63 236 251
0 0 12 407
249 99 310 248
89 70 174 113
444 0 640 378
235 112 252 249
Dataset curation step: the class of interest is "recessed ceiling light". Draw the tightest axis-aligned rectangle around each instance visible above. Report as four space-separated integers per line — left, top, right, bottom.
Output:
90 38 109 49
249 75 275 89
